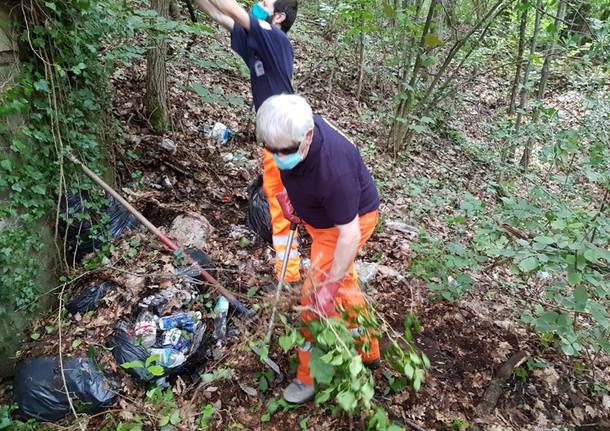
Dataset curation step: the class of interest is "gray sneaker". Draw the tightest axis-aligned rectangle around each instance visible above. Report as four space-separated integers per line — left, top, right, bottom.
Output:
283 379 315 404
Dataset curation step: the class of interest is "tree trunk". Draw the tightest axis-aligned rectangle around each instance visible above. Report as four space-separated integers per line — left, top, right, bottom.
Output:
145 0 171 135
390 0 437 154
355 20 365 101
401 0 505 148
508 0 528 116
537 0 566 99
520 0 565 169
511 0 542 166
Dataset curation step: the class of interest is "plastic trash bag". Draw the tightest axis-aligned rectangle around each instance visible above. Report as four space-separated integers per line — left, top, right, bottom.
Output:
58 192 139 262
107 325 157 383
66 281 115 314
245 175 272 245
14 356 118 422
108 320 209 384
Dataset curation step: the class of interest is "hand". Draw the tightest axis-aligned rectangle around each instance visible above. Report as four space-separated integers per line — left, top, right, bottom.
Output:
309 280 340 316
276 191 303 225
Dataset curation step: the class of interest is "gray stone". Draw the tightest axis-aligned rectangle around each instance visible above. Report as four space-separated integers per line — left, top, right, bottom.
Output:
168 213 213 249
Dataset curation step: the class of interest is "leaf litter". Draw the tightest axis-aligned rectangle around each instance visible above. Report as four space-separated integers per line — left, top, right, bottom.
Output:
2 8 609 431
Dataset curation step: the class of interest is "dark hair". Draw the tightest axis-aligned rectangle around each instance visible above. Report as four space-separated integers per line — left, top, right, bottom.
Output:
274 0 298 33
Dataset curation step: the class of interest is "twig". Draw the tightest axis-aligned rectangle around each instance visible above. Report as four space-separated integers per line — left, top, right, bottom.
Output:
474 351 528 417
58 282 86 431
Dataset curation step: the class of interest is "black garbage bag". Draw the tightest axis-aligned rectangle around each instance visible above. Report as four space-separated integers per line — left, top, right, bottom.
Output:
108 321 209 385
58 192 139 262
14 356 118 422
245 175 272 245
66 281 115 314
107 326 157 383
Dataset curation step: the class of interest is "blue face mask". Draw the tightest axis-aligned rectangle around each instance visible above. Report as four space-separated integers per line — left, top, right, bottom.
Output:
251 3 270 20
272 151 303 170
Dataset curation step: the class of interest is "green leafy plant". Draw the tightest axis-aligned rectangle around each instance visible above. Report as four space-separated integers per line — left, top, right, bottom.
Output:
197 404 215 430
121 354 165 377
277 308 428 427
145 387 181 429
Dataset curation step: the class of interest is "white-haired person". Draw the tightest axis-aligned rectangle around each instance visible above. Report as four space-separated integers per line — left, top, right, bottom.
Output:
256 94 381 403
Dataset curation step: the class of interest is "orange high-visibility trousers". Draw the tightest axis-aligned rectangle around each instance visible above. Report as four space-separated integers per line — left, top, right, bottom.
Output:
296 210 380 385
262 149 301 283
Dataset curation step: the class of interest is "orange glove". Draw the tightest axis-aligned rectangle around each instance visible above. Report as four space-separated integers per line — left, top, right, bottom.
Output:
309 278 340 316
276 191 303 225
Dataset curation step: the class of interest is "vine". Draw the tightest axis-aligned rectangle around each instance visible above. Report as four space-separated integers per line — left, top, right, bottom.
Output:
0 0 119 314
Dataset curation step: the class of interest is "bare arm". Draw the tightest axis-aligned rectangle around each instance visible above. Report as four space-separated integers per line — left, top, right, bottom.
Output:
193 0 234 31
329 216 361 282
208 0 251 30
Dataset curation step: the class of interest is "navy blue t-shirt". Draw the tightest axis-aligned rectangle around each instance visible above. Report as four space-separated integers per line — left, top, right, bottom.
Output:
231 15 294 110
280 116 380 228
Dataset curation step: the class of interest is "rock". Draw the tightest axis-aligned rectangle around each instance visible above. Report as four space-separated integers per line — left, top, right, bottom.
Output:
160 138 177 153
385 221 418 239
355 261 405 285
168 213 213 249
356 261 379 284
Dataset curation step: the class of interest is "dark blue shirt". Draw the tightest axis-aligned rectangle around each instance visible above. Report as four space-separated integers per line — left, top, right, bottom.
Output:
231 15 294 110
280 116 380 228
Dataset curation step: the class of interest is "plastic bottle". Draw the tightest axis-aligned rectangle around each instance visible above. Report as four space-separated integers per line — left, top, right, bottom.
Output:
213 296 229 341
157 311 202 332
150 348 186 368
134 311 157 348
161 328 191 354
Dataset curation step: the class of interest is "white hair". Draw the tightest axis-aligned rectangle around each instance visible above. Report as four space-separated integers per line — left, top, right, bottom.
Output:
256 94 314 148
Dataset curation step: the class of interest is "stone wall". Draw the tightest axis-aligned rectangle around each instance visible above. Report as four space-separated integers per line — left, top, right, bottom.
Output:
0 4 58 376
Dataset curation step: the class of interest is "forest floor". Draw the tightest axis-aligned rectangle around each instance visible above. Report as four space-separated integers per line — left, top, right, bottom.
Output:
4 9 610 431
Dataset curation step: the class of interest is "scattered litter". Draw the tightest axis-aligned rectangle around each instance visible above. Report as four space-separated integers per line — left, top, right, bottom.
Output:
168 213 213 249
213 296 229 342
134 310 158 348
161 175 173 189
66 281 115 314
222 153 234 162
245 175 272 244
139 283 198 315
59 193 139 262
161 328 192 353
150 347 187 368
158 311 202 332
14 356 118 422
385 221 419 239
206 122 233 145
161 138 177 153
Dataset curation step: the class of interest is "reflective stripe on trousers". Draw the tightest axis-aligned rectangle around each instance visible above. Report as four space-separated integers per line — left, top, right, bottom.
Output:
262 149 301 283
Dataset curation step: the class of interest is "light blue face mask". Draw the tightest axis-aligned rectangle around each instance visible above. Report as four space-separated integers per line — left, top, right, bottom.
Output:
251 3 270 20
272 151 303 170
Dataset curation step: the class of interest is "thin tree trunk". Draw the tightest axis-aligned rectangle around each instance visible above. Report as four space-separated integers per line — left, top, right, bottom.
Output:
538 0 566 99
512 0 542 165
145 0 171 134
355 20 365 101
520 0 565 169
422 1 507 113
390 0 437 154
401 0 505 147
508 0 528 116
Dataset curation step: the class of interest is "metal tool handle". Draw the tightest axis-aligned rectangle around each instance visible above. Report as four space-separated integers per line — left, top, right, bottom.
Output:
264 222 298 344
